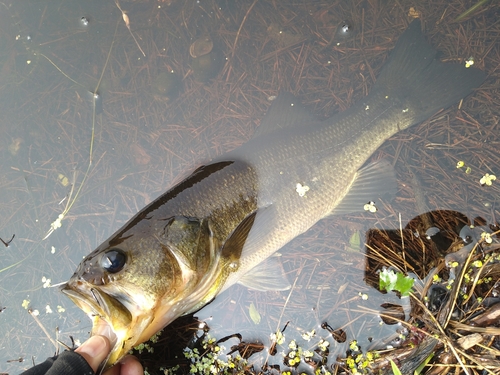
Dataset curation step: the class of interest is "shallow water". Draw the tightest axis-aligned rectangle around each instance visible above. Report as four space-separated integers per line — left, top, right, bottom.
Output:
0 1 498 374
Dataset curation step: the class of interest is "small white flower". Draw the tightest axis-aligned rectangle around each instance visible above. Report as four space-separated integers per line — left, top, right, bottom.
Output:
42 277 51 288
480 173 496 186
318 339 330 351
465 57 474 68
296 183 310 197
363 201 377 213
481 232 493 244
301 329 315 341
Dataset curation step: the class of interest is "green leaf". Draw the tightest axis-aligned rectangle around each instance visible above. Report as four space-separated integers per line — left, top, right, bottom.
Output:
414 352 434 375
379 269 414 297
379 268 398 292
348 230 362 251
249 302 261 324
390 359 402 375
395 273 414 297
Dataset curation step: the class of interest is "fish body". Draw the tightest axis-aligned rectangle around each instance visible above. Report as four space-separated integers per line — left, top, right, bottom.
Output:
61 20 485 366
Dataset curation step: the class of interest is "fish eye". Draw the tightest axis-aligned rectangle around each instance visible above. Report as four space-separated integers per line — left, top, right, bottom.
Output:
100 248 126 273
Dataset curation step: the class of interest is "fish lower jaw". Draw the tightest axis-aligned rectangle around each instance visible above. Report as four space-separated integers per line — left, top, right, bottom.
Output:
102 305 181 368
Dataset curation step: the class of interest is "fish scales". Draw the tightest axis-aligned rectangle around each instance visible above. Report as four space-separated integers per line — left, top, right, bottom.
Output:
221 92 416 285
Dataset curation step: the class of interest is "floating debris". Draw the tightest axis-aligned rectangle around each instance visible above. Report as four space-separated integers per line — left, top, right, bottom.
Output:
42 276 51 288
465 56 475 68
0 234 15 247
333 21 355 46
295 182 310 197
454 0 491 22
8 138 23 156
301 329 315 341
248 302 261 324
479 173 496 186
363 201 377 212
189 34 214 58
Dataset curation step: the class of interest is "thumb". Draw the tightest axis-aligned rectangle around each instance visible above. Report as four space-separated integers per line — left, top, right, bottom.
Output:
75 335 111 373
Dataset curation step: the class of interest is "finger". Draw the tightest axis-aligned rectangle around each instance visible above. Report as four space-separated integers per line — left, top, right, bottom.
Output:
75 335 111 373
103 362 120 375
103 356 143 375
120 356 143 375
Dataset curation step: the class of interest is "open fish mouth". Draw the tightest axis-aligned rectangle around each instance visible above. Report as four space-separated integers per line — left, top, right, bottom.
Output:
61 279 165 367
61 284 128 361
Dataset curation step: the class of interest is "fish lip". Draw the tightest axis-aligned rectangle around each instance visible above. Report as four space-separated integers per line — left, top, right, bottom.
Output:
60 283 118 349
60 284 100 315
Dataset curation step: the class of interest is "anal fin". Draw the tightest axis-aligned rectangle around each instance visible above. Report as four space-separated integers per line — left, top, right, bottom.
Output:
331 159 397 215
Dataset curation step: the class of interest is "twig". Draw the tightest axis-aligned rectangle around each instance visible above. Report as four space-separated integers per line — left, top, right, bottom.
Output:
114 0 146 57
28 309 58 351
0 234 15 247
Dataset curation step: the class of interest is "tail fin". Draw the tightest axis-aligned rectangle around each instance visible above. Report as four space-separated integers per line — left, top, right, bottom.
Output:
374 20 486 125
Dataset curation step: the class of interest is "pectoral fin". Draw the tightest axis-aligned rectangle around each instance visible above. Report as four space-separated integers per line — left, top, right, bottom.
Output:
221 211 257 263
238 255 291 291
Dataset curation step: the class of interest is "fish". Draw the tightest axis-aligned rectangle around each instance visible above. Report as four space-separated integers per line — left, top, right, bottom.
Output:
61 20 485 367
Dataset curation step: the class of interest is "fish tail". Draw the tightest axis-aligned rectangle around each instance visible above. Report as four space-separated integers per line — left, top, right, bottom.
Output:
374 20 485 128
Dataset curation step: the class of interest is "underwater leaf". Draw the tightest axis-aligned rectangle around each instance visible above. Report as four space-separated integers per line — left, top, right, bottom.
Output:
348 230 362 251
249 302 261 324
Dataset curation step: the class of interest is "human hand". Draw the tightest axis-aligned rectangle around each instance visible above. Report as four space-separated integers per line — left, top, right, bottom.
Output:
75 335 143 375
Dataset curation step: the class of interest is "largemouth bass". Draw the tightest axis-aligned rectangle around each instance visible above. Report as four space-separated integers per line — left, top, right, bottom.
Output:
61 20 485 367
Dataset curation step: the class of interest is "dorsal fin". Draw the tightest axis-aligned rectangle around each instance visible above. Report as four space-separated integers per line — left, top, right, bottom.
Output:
252 93 318 138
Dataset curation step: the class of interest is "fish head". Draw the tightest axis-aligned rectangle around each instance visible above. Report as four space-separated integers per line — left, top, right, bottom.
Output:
61 215 223 368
